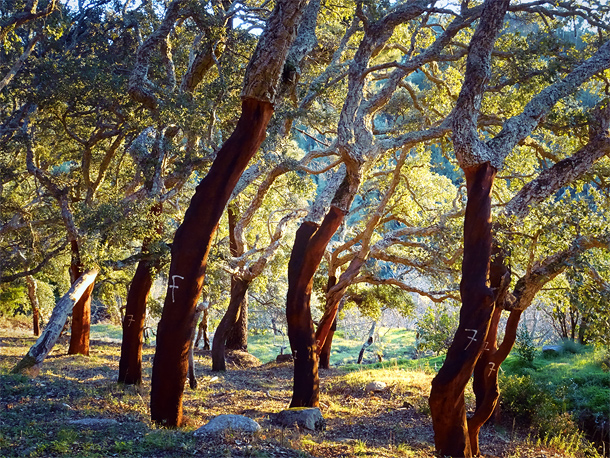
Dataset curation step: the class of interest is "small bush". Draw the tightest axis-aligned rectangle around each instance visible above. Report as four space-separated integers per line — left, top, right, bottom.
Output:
514 325 537 365
501 374 557 424
561 339 584 354
415 305 458 355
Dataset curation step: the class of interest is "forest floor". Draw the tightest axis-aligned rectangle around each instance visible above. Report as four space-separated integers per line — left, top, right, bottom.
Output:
0 320 595 458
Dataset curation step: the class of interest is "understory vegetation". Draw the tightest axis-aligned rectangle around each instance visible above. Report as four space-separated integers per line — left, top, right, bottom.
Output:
1 320 607 458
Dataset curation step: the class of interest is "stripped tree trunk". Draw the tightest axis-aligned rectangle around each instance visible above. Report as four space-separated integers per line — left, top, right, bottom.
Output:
26 275 41 336
118 203 162 385
287 205 345 407
427 0 610 449
118 253 157 384
318 316 336 369
225 295 248 351
469 308 522 455
151 98 273 425
357 321 377 364
12 270 98 375
224 205 248 353
68 241 93 356
315 257 365 353
211 277 250 371
429 164 497 457
150 0 307 425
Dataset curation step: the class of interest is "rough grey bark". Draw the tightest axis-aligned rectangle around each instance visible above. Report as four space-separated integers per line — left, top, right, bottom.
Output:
241 0 310 103
0 32 41 91
510 234 610 311
504 101 610 219
12 269 98 375
128 0 184 109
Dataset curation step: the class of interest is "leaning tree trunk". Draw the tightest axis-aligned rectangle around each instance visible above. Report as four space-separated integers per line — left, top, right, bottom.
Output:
118 255 157 384
429 163 497 457
12 270 98 376
26 275 41 336
151 99 272 426
118 204 162 385
211 277 250 371
225 294 248 351
68 240 93 356
357 321 377 364
150 0 307 426
225 205 248 352
287 206 345 407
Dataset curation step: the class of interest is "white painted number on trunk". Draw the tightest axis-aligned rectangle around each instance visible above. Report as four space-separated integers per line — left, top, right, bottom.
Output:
464 329 478 350
170 275 185 302
488 362 496 374
126 314 135 327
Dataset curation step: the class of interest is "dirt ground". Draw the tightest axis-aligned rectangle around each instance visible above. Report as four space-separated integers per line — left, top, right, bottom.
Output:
0 321 584 457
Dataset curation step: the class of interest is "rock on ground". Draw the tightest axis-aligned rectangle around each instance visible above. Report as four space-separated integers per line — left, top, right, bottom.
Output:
542 345 563 356
365 381 387 393
193 414 261 436
275 408 325 432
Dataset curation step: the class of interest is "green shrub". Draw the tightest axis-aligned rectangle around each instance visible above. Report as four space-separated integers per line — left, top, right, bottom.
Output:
500 374 558 424
415 305 458 355
561 339 584 354
514 325 537 365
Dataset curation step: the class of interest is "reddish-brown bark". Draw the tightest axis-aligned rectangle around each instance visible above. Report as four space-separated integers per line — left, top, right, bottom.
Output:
68 241 92 356
225 206 248 352
212 277 250 371
119 203 163 385
226 295 248 350
318 316 336 369
67 283 93 356
469 308 522 455
150 98 273 426
118 256 157 384
315 257 365 354
318 275 337 370
32 307 40 336
286 205 345 407
429 163 497 457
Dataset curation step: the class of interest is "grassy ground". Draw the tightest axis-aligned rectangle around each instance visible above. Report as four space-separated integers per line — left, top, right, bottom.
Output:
0 320 605 457
248 328 417 366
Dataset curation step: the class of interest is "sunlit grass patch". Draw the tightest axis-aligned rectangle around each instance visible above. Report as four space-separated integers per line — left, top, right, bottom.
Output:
90 323 123 341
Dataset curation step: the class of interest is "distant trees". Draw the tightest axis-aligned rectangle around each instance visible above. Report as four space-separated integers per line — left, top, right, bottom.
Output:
1 1 609 455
